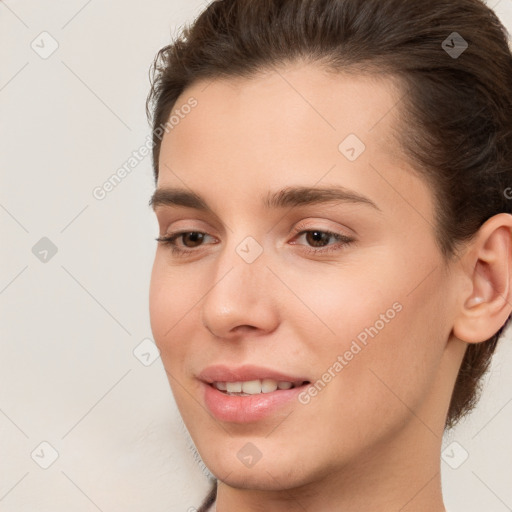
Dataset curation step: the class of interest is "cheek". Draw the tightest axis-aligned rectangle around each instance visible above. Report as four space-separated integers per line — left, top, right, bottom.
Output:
149 260 204 417
278 256 402 358
290 253 448 415
148 256 195 361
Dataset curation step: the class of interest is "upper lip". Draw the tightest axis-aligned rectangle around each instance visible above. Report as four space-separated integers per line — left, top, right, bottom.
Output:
198 364 310 385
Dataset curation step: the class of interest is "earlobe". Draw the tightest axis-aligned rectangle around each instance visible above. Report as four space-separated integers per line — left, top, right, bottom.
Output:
452 214 512 344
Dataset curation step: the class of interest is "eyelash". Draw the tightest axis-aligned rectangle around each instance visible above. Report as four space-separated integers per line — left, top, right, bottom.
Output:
155 222 355 258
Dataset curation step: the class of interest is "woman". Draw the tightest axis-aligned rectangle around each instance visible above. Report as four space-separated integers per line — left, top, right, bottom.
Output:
146 0 512 510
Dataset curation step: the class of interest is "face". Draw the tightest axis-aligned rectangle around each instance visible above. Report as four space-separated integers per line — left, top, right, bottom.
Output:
149 62 462 491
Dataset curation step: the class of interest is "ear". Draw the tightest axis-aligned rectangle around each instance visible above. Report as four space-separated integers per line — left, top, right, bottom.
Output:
453 213 512 344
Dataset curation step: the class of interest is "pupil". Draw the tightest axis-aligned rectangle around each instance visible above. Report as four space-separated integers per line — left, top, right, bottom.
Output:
184 232 203 247
307 231 328 247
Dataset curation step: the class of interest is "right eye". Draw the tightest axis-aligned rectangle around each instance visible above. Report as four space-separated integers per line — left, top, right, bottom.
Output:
155 231 218 256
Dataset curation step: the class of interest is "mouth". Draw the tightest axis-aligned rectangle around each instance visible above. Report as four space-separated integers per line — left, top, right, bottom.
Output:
200 377 312 422
198 364 312 422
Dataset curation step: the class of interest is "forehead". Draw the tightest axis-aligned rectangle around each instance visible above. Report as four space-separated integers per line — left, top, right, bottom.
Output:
156 62 433 227
165 61 405 158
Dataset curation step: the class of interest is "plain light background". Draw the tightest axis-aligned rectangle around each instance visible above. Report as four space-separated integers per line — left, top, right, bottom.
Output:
1 1 511 511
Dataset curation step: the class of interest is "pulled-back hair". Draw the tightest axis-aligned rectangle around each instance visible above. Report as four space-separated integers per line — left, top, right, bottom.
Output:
146 0 512 433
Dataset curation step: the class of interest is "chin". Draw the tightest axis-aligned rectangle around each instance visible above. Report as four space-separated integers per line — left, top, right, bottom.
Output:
197 440 317 491
211 463 309 492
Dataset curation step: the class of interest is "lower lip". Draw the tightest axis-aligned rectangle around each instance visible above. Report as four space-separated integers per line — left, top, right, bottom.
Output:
202 381 310 423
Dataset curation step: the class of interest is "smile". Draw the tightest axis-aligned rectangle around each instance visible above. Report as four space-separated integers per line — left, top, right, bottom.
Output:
212 379 308 395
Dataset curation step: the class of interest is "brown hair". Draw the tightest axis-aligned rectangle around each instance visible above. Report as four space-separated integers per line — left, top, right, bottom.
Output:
146 0 512 432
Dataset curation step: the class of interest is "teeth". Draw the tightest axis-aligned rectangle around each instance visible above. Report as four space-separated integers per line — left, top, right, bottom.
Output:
213 379 302 395
261 378 278 393
242 380 261 394
215 381 227 391
226 382 242 393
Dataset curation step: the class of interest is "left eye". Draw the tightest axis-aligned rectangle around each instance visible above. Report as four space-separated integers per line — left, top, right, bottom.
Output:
289 228 355 255
292 229 352 249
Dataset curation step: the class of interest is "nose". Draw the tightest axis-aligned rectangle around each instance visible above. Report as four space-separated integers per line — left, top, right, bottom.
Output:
200 238 280 340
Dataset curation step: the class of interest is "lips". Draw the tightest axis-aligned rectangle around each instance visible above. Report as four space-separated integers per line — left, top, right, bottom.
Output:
198 364 312 423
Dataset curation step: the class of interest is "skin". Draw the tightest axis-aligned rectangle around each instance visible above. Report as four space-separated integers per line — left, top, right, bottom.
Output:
148 61 512 512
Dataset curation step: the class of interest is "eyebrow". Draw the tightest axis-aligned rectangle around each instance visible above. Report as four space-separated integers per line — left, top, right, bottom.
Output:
149 185 382 213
